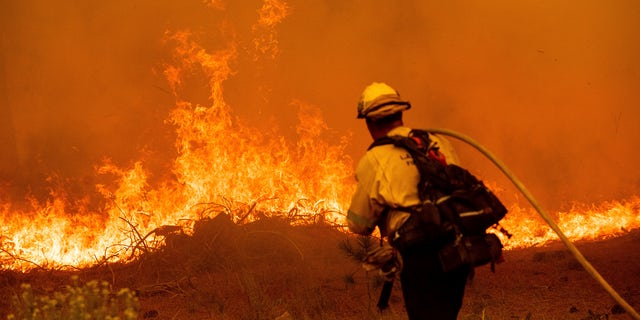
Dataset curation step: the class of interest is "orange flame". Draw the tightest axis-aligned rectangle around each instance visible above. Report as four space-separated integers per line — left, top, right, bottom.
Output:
252 0 290 60
1 0 639 272
202 0 225 10
0 2 354 271
500 197 640 249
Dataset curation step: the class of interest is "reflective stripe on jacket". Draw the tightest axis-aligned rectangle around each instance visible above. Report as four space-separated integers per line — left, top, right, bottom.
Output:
347 126 459 237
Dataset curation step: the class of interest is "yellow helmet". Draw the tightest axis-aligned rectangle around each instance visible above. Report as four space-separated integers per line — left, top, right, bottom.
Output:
357 82 411 119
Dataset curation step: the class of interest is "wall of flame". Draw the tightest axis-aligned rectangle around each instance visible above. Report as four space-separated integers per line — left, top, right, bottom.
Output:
1 0 639 270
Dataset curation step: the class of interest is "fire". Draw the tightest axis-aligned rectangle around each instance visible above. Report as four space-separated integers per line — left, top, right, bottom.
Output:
0 0 353 271
252 0 290 60
1 0 639 272
500 197 640 249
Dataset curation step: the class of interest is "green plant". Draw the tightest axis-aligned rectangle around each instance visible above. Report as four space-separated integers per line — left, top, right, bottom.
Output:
7 276 139 320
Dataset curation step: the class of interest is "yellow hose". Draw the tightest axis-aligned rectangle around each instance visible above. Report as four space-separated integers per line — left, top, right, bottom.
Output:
426 127 640 320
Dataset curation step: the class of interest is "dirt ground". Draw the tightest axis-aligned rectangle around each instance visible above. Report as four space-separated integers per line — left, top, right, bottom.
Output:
1 215 639 320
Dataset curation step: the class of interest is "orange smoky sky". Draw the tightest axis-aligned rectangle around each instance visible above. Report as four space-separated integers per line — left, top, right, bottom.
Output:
1 0 639 211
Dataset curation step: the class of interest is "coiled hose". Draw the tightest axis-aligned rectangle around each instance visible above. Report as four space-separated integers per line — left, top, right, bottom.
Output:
426 127 640 319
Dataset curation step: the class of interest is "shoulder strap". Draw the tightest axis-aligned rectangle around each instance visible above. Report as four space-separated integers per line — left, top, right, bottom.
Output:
368 129 452 201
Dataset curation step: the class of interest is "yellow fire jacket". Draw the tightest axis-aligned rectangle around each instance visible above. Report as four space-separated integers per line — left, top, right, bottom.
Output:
347 126 459 237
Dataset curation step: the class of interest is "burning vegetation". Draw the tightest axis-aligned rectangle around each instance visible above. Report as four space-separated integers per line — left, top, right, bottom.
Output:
1 0 356 272
0 0 639 273
0 0 640 317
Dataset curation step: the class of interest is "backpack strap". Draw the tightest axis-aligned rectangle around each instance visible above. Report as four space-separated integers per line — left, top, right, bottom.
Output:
369 129 453 201
372 130 467 241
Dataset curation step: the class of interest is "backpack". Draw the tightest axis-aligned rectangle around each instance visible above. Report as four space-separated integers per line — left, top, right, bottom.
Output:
369 129 509 272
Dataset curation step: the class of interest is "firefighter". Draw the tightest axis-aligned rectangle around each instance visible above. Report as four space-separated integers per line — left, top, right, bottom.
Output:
347 82 470 319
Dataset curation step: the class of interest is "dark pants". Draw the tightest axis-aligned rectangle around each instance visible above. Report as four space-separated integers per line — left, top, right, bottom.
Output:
400 248 470 320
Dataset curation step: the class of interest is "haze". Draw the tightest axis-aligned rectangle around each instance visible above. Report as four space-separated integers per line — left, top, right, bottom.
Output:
1 0 639 211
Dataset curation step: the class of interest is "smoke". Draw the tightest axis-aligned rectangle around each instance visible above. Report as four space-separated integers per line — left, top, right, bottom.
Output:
1 0 639 210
